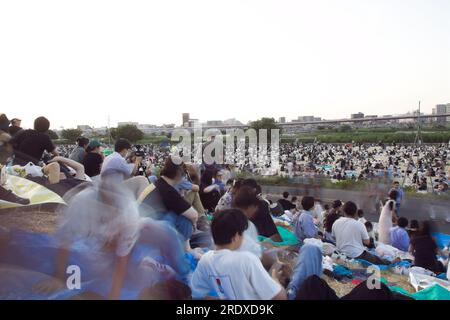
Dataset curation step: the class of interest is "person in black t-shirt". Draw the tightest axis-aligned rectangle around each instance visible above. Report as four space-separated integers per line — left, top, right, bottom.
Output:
141 156 199 250
82 140 104 177
242 179 282 242
410 221 445 274
11 116 58 165
278 191 296 211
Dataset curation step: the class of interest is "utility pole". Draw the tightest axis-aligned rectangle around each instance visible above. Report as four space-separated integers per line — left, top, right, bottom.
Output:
414 101 422 145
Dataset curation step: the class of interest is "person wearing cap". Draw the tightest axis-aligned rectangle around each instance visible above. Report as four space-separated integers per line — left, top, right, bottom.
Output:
8 118 23 136
69 137 89 163
82 139 105 177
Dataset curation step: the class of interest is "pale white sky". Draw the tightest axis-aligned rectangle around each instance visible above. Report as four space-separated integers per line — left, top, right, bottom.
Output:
1 0 449 129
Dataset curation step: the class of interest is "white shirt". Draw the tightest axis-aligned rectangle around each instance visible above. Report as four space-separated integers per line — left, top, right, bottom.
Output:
238 221 262 258
101 152 135 178
332 217 369 258
191 249 281 300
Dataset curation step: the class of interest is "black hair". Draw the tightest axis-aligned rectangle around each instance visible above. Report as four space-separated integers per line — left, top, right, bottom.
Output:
282 191 289 199
324 204 330 210
201 169 214 186
34 116 50 133
301 196 315 211
211 209 249 245
160 156 184 180
388 189 398 201
365 221 373 231
226 179 234 186
242 178 259 190
114 138 132 153
76 137 89 147
397 217 408 228
291 196 297 202
332 200 342 209
343 201 357 217
410 220 419 230
232 186 260 209
357 209 364 218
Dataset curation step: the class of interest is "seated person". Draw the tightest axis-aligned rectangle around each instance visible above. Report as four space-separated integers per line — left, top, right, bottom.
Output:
215 179 242 212
191 209 287 300
11 116 59 165
232 186 263 258
293 196 320 246
410 221 445 274
34 179 190 300
69 137 89 164
277 191 296 211
390 217 410 252
101 138 149 199
199 169 222 212
357 209 366 224
332 201 390 265
140 156 199 251
177 163 205 216
82 140 104 178
242 179 282 242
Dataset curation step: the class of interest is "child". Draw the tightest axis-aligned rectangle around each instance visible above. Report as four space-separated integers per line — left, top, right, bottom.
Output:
190 209 287 300
357 209 366 224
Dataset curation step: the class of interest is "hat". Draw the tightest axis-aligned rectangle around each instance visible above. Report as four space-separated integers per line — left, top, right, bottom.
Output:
88 139 104 148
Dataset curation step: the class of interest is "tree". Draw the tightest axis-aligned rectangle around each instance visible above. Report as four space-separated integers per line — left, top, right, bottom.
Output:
111 125 143 143
47 129 59 140
339 124 352 132
61 129 83 143
250 118 280 142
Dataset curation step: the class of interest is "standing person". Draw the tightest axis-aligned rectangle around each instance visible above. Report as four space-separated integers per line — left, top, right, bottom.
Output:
390 181 404 215
190 209 287 300
11 116 59 165
332 201 390 265
199 169 222 213
82 140 104 178
8 118 22 136
69 137 89 163
378 190 398 245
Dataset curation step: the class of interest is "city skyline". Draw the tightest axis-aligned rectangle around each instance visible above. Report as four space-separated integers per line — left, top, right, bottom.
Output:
1 0 450 129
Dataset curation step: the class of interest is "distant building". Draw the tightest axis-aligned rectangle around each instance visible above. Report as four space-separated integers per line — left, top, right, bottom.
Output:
279 117 286 123
297 116 315 122
118 122 138 127
182 113 190 127
432 104 450 124
365 115 378 118
223 118 243 126
206 120 223 126
351 112 364 119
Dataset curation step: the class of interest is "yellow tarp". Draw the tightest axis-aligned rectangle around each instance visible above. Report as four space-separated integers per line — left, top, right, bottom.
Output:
0 175 65 209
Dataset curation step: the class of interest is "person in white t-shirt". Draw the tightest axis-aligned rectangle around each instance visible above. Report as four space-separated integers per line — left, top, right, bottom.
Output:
332 201 390 265
191 209 287 300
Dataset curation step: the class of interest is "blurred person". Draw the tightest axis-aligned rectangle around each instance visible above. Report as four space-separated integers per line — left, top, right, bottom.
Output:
82 140 104 178
410 221 445 274
390 217 410 252
8 117 22 136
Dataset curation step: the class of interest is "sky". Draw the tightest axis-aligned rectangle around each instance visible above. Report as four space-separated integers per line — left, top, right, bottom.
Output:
1 0 449 129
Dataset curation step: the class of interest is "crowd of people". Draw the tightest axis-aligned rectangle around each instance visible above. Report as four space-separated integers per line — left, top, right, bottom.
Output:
0 113 449 300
